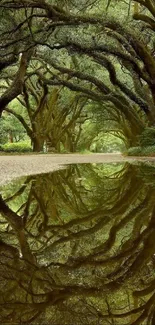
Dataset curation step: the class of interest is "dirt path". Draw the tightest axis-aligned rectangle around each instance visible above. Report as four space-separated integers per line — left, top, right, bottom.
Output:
0 153 154 186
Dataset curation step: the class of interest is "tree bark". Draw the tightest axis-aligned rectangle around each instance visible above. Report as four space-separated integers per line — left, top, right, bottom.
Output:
0 49 33 116
33 138 44 152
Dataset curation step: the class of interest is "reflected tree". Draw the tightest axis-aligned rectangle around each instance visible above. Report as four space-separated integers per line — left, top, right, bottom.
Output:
0 162 155 324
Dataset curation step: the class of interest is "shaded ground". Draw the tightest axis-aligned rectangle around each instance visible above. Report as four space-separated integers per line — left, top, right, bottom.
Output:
0 153 155 186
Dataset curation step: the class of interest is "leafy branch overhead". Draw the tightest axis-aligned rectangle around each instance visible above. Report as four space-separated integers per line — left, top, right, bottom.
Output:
1 0 155 152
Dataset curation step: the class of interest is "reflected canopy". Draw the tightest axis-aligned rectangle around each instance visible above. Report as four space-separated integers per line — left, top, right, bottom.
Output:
0 162 155 325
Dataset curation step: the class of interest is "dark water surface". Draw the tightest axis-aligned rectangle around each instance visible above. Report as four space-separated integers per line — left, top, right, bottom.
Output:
0 162 155 325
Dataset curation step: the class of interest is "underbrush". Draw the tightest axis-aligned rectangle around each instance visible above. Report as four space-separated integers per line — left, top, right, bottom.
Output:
0 141 32 153
126 127 155 156
80 150 91 154
127 145 155 156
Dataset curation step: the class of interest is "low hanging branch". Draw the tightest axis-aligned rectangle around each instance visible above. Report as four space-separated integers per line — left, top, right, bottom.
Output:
0 48 33 116
4 107 33 139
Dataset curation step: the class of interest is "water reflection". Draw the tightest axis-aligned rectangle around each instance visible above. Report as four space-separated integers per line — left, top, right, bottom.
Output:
0 162 155 325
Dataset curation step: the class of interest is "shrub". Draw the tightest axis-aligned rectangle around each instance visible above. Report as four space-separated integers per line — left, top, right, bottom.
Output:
127 146 155 156
139 127 155 147
1 141 32 152
141 146 155 156
127 147 142 156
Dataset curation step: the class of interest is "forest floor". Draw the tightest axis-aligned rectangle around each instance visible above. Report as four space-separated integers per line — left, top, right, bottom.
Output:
0 153 155 186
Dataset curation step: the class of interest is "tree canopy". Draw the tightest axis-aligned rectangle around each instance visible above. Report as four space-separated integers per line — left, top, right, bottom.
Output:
1 0 155 152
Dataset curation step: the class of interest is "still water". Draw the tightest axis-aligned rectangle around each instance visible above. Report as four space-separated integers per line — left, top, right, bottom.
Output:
0 162 155 325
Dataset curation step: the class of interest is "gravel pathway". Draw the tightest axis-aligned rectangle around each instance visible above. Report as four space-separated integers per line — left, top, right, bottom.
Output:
0 153 154 186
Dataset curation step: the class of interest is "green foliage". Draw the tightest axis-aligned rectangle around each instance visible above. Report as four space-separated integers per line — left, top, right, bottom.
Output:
1 141 32 153
90 133 125 152
138 127 155 147
0 0 155 153
127 146 155 156
78 117 125 152
127 146 142 156
79 149 91 154
0 112 28 144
